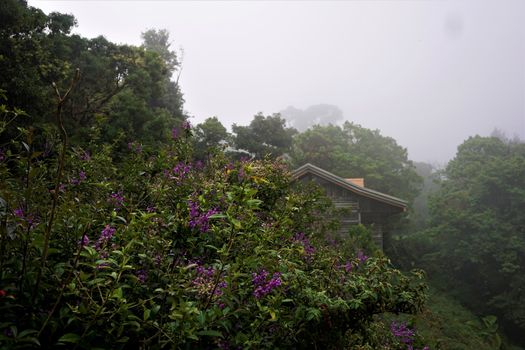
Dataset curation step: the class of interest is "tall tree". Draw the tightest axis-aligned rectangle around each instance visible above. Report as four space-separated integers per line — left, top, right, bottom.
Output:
232 113 297 159
141 28 178 73
291 122 421 202
0 0 185 147
280 104 344 132
193 117 230 161
406 136 525 343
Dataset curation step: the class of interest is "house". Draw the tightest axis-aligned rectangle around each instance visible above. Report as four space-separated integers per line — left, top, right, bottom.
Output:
291 163 407 250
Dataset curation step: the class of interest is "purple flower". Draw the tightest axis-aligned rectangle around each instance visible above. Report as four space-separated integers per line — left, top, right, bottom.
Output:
79 235 90 247
188 199 219 233
70 171 87 185
357 250 368 264
13 207 24 219
390 321 415 345
252 270 282 299
135 269 148 283
171 127 179 139
13 207 39 230
181 120 191 130
108 191 125 209
339 261 353 273
164 162 192 183
293 232 315 262
80 151 91 161
95 225 116 250
0 148 5 162
127 141 142 153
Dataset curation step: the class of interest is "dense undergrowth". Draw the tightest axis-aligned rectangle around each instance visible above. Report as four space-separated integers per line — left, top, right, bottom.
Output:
0 103 428 349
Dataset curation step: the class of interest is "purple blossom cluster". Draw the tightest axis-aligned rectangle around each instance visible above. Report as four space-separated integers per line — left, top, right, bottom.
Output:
171 127 179 140
171 120 192 140
339 261 353 273
79 150 91 161
164 162 192 183
337 250 368 275
252 270 282 299
188 200 219 233
95 225 116 250
357 250 368 264
13 207 39 230
181 120 191 130
70 170 87 185
79 234 90 247
292 232 315 262
135 269 148 283
390 321 429 350
0 148 5 162
192 265 227 299
127 141 142 154
108 191 125 209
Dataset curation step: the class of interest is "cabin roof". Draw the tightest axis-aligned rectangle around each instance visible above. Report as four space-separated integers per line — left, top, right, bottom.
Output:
291 163 408 210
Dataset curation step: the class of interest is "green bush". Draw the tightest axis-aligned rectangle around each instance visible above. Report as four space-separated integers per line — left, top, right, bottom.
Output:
0 103 427 349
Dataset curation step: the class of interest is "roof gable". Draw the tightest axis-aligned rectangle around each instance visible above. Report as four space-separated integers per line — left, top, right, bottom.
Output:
291 163 407 210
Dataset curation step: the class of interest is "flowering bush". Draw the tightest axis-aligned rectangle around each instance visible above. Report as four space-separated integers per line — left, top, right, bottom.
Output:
0 109 427 348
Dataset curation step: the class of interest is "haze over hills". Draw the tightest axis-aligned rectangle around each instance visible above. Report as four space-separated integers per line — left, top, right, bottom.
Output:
27 0 525 165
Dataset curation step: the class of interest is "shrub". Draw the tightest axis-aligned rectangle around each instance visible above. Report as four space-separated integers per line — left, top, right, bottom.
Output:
0 102 426 349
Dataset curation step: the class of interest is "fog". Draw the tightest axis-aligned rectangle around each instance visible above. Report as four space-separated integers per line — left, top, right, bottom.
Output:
28 0 525 164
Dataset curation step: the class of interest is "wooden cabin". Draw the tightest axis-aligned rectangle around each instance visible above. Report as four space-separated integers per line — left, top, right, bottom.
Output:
291 163 407 250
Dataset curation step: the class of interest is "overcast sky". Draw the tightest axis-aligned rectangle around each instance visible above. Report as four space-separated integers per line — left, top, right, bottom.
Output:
29 0 525 164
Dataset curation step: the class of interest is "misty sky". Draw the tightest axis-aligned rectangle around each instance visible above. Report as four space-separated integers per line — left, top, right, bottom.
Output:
28 0 525 164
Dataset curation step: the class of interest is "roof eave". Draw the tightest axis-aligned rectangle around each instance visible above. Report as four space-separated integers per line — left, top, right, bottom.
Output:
291 163 408 210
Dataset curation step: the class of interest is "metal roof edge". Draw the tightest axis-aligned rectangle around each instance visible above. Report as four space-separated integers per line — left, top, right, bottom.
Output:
291 163 407 209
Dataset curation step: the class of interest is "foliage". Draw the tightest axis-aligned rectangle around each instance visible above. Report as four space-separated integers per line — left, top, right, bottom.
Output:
290 122 422 203
280 104 344 132
0 0 185 148
403 286 503 350
0 97 427 348
193 117 231 162
406 162 441 231
392 135 525 346
232 113 297 159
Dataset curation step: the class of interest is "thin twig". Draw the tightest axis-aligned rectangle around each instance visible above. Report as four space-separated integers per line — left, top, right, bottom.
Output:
32 69 80 303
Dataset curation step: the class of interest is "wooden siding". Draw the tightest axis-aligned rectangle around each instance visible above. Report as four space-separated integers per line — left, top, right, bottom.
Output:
293 165 407 250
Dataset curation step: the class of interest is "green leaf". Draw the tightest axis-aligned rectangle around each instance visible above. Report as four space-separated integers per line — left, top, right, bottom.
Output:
144 308 151 321
209 213 227 219
246 199 262 208
112 287 123 300
58 333 80 344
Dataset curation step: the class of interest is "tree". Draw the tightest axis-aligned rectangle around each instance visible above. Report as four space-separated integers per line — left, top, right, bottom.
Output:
280 104 344 132
404 136 525 344
232 113 297 159
0 0 185 147
141 28 178 73
193 117 230 161
291 122 421 202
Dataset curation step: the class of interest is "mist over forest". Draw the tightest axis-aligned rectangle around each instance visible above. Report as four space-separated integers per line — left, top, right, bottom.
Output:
1 0 524 349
